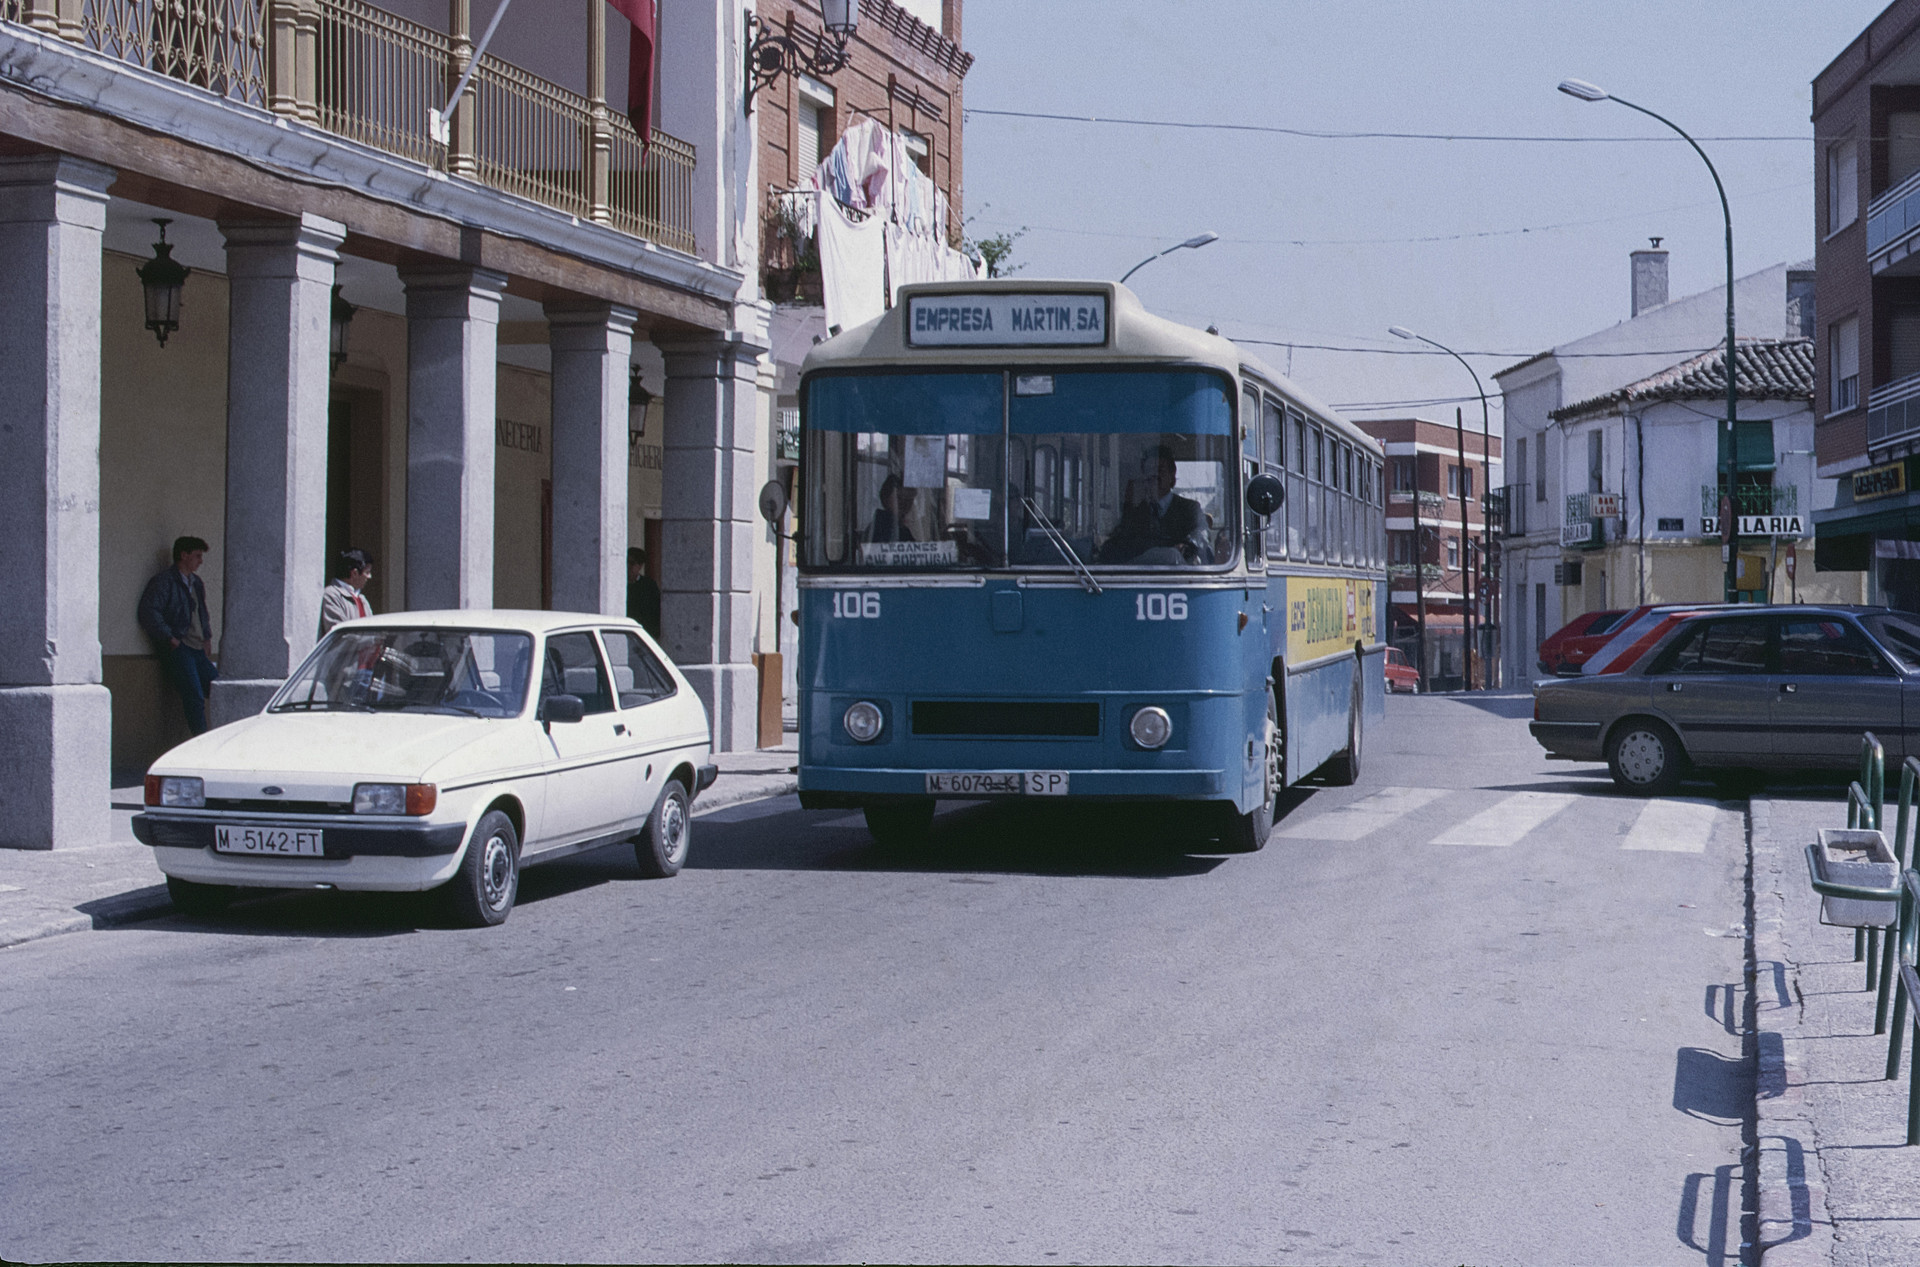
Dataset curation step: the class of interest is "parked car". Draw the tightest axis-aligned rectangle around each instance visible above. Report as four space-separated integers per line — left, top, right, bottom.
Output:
1385 646 1420 693
1530 605 1920 795
1578 603 1731 676
132 611 716 926
1537 608 1628 676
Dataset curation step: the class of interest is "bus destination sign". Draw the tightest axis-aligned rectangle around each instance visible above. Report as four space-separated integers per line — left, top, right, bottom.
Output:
906 293 1109 347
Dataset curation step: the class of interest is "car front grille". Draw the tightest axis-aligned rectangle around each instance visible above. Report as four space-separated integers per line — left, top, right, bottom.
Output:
910 700 1101 738
204 798 353 815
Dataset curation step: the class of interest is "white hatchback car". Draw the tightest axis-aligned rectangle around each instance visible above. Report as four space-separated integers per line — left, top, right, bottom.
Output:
133 611 715 926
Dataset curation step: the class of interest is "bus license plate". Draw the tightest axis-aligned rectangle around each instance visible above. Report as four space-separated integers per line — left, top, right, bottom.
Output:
925 772 1069 796
213 825 325 857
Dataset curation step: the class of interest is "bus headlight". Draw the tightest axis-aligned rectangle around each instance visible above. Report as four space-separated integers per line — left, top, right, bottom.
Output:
844 700 885 743
1129 706 1172 750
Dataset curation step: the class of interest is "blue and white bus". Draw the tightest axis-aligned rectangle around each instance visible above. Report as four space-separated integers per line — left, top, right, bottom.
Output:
794 281 1386 849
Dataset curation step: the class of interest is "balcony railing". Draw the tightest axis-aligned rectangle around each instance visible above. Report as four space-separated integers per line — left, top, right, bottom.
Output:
1387 489 1448 512
6 0 697 255
1869 166 1920 261
1494 483 1527 536
1699 483 1798 516
1867 372 1920 450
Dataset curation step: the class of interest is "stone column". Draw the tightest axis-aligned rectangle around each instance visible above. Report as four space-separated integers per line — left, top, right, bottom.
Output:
657 331 769 751
0 155 114 850
546 302 638 615
401 265 507 610
208 214 347 727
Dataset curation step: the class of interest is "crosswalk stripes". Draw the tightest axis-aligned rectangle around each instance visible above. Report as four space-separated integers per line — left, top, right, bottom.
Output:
1274 785 1449 840
1619 797 1725 853
1427 791 1584 848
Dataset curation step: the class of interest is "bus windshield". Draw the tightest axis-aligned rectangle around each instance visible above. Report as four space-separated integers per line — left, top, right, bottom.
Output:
803 368 1237 571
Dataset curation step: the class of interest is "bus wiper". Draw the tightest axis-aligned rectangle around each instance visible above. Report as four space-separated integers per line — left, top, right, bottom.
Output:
1021 496 1102 595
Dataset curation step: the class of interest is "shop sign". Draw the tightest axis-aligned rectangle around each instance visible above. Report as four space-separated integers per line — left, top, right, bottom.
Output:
1589 493 1622 518
1700 514 1807 537
1853 462 1908 503
1560 520 1594 547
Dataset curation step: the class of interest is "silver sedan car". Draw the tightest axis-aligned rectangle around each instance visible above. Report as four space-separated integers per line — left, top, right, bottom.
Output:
1530 605 1920 795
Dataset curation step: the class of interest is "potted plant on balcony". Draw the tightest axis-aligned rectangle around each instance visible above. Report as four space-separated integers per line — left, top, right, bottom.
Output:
762 197 822 306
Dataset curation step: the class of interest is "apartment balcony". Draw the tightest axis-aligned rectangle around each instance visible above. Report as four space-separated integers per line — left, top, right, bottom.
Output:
1491 484 1527 537
1387 489 1449 513
1869 167 1920 275
0 0 696 254
1866 373 1920 449
1698 483 1799 517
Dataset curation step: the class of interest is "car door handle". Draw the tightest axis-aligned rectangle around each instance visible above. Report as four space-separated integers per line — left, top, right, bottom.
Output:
1666 683 1683 692
613 723 626 734
1779 683 1797 694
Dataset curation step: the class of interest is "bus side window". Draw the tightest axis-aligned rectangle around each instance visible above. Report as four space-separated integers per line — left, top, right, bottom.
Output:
1242 386 1261 468
1287 408 1308 560
1308 425 1326 563
1262 396 1286 559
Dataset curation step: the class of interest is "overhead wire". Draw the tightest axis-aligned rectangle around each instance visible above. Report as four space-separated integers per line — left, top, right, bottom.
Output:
963 106 1812 144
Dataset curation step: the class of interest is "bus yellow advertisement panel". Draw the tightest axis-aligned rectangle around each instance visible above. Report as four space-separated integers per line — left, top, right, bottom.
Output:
1286 577 1376 662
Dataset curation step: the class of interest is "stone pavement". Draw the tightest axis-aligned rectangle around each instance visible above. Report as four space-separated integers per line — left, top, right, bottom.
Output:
1753 793 1920 1266
0 740 797 952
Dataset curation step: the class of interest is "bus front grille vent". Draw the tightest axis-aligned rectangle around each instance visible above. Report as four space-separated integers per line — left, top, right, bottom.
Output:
910 701 1101 738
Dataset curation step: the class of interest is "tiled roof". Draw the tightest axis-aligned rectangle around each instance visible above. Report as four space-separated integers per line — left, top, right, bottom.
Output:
1552 338 1814 420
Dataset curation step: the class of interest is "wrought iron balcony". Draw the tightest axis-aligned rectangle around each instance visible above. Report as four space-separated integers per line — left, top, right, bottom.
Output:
1698 483 1798 516
3 0 697 255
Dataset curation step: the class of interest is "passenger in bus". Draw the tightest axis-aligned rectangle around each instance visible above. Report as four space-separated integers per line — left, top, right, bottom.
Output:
868 474 917 543
1098 444 1209 565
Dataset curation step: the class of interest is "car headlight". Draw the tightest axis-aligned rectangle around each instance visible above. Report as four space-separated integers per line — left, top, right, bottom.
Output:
353 783 438 815
843 701 884 743
145 775 204 808
1129 706 1172 750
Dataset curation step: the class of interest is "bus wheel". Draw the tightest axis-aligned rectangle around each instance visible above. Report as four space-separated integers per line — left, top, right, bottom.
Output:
864 798 935 846
1219 694 1280 853
1326 688 1363 787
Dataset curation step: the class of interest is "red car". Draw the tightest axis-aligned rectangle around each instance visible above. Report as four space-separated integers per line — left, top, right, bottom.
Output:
1538 609 1628 676
1384 646 1419 693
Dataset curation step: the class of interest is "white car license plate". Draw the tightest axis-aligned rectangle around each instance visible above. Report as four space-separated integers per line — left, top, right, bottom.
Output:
925 771 1069 796
213 825 325 857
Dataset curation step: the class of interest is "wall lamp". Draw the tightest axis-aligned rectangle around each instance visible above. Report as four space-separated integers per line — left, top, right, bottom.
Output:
744 0 859 114
629 366 654 456
330 284 357 372
137 218 190 348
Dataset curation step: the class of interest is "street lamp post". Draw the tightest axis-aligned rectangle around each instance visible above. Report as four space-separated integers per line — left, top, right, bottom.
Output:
1390 325 1492 687
1559 78 1738 603
1119 232 1219 284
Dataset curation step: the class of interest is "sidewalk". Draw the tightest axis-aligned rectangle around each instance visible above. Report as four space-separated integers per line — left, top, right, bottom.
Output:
1752 794 1920 1267
0 740 798 952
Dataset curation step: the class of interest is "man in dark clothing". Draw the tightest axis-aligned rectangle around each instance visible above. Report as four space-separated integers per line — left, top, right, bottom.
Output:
1097 444 1210 564
627 547 662 640
137 535 219 734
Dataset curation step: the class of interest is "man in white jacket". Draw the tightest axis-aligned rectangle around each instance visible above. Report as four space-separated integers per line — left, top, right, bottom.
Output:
318 548 374 637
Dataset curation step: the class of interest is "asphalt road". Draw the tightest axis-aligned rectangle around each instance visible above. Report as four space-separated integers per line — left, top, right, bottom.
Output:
2 694 1750 1265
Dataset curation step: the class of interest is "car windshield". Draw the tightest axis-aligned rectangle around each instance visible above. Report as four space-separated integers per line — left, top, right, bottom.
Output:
803 368 1237 571
271 629 534 718
1863 612 1920 672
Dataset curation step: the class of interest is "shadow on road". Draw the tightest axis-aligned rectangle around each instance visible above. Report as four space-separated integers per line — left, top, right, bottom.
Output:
688 796 1230 879
1674 1045 1751 1122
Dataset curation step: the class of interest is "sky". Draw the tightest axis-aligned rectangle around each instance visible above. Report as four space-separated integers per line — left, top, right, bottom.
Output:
956 0 1890 432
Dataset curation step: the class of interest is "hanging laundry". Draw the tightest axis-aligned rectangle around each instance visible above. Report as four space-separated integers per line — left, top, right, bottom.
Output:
818 194 885 332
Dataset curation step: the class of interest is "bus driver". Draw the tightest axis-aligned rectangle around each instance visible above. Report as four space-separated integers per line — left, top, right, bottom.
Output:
1098 443 1210 565
868 474 917 543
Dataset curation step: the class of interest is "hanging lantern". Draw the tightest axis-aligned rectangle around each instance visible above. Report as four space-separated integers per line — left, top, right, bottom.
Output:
629 366 654 451
330 284 357 372
136 218 190 348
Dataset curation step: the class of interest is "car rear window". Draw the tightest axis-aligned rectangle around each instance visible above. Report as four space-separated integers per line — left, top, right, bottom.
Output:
1585 611 1626 636
1653 619 1771 675
1863 612 1920 672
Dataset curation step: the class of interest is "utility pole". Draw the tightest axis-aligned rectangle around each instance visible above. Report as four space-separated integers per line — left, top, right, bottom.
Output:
1457 407 1474 690
1411 456 1429 692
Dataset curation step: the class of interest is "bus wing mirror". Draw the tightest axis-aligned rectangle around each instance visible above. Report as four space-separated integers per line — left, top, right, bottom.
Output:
758 479 789 526
1245 472 1284 517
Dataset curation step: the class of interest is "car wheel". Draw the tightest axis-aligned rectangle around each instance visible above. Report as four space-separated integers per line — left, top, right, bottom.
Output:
1218 691 1281 853
1607 719 1685 796
864 798 935 846
446 809 518 927
165 875 235 918
634 779 691 878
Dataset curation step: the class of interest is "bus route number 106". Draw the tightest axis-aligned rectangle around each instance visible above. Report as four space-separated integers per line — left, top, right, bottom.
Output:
1135 593 1188 621
833 591 881 619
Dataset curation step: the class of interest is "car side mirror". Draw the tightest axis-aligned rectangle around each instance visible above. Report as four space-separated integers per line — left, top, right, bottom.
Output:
1245 472 1284 518
538 694 586 725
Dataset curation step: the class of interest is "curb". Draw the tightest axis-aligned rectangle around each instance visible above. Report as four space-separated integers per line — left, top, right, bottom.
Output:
1750 797 1837 1265
0 883 174 952
694 776 798 816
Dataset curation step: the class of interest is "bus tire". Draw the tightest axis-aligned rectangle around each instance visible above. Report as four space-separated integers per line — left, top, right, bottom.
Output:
1326 684 1363 787
864 798 935 846
1219 692 1281 853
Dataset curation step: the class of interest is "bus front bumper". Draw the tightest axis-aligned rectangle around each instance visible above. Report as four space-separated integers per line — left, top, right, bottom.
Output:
798 765 1233 806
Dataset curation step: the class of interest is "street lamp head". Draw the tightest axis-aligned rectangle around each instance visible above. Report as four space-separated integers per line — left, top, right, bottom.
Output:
1181 232 1220 250
1558 78 1609 102
1388 325 1418 341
